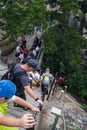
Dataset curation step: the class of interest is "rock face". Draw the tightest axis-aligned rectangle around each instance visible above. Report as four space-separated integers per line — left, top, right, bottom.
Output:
0 38 17 56
1 35 35 64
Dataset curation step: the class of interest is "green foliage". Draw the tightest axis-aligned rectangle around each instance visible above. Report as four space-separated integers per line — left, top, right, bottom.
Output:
42 25 83 72
43 25 63 51
42 21 87 98
48 0 82 27
63 27 82 65
0 0 48 40
59 0 80 13
68 66 87 98
25 0 48 30
41 0 87 99
73 123 81 130
82 104 87 111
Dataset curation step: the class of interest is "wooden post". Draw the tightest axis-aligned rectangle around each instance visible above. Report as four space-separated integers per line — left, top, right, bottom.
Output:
51 107 61 130
46 80 54 100
46 72 58 100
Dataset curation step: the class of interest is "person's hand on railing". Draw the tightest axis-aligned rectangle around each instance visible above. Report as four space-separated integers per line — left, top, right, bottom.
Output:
37 99 43 106
26 103 43 130
33 104 43 120
31 106 40 112
20 114 35 129
35 97 43 106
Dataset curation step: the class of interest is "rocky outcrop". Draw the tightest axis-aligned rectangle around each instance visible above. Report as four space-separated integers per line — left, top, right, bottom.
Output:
0 38 17 56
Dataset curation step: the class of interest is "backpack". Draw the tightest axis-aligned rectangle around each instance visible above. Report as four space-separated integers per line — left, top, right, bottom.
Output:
1 63 26 82
1 70 11 80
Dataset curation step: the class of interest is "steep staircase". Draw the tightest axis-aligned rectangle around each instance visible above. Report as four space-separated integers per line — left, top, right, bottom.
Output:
0 34 87 130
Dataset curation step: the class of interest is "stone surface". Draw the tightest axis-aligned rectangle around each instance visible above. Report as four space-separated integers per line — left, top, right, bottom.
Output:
2 35 35 64
38 89 87 130
0 62 8 79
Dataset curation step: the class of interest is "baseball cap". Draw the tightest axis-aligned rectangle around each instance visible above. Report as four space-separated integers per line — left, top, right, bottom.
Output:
0 80 16 98
27 59 40 71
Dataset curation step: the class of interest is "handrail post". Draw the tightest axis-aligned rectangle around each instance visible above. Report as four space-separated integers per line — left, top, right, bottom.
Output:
46 72 58 100
46 80 54 100
51 107 61 130
26 104 42 130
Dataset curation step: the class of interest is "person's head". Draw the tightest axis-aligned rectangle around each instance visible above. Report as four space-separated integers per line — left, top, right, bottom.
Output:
21 58 28 64
22 59 40 72
0 80 16 103
45 68 50 73
8 63 12 70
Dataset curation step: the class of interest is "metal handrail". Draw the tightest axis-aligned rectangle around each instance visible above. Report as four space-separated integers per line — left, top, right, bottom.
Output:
36 46 44 61
26 104 42 130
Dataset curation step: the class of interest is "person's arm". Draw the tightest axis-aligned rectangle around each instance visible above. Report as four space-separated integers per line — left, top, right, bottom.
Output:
25 86 43 105
20 75 43 105
0 113 35 129
40 75 44 81
29 74 38 83
13 96 39 112
31 76 41 84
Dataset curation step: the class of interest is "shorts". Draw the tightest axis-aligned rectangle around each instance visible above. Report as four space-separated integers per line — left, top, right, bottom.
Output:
41 84 48 92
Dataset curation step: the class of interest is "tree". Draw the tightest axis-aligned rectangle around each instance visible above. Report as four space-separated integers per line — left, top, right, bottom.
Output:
0 0 48 40
79 0 87 35
41 0 87 98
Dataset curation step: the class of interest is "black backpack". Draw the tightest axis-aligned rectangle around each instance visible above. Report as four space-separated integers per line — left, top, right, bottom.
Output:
1 63 26 82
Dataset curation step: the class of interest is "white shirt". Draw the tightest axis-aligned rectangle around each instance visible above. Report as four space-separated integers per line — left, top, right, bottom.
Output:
18 53 24 62
35 46 40 52
16 45 21 53
32 50 36 56
8 95 16 103
28 71 40 82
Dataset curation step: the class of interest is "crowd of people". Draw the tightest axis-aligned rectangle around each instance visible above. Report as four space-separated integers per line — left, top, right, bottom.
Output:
15 35 42 63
